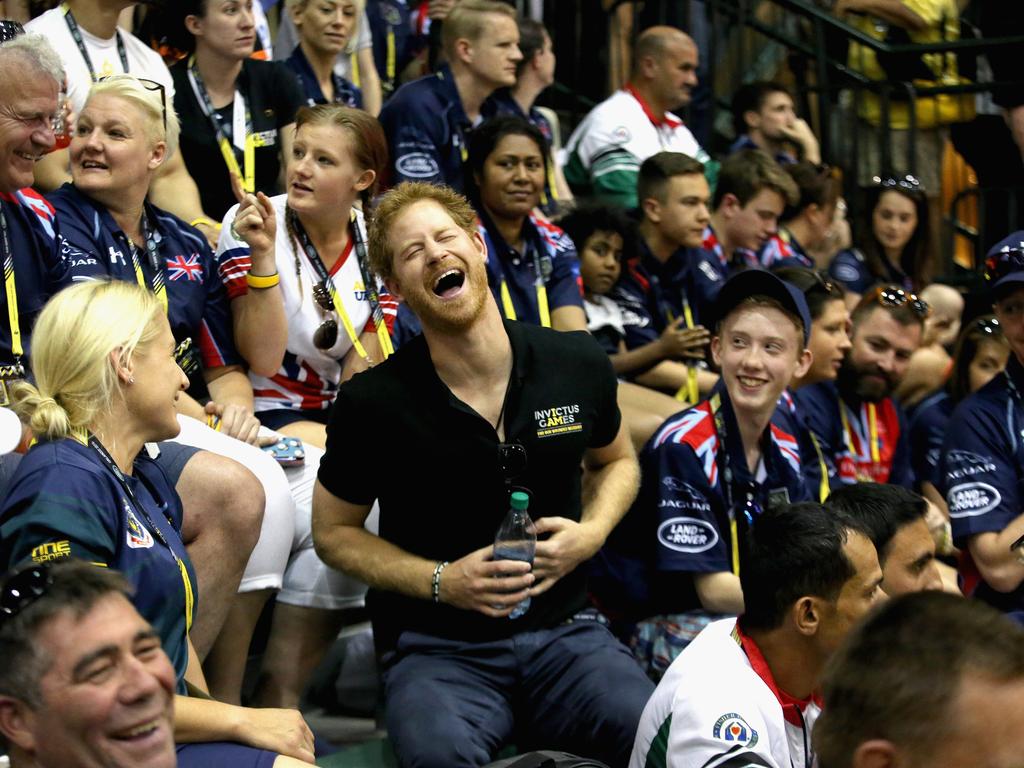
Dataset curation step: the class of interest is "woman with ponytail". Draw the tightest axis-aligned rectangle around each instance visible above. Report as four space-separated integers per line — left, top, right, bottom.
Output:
0 281 316 767
218 103 395 451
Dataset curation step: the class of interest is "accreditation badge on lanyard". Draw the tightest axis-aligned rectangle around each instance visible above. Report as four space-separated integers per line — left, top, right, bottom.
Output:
187 58 256 194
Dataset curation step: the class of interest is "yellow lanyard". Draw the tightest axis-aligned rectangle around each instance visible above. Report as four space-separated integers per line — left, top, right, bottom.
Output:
188 56 256 194
808 431 830 503
126 224 169 314
298 212 392 363
499 280 551 328
350 50 360 87
386 28 396 84
218 135 256 195
0 205 21 362
840 402 880 466
710 393 742 577
668 302 699 405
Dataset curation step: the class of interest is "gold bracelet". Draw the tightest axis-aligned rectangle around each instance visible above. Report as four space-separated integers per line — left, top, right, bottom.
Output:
190 216 221 231
246 272 280 289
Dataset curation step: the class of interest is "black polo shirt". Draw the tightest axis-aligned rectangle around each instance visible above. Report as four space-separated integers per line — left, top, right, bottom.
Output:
318 320 620 652
171 58 305 220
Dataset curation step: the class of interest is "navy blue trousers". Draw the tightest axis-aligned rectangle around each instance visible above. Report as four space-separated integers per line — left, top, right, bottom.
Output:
382 619 654 768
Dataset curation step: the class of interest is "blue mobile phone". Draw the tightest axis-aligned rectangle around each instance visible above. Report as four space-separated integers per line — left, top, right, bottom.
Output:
263 436 305 466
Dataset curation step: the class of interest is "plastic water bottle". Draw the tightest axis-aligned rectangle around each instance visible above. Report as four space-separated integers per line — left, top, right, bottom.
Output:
493 491 536 619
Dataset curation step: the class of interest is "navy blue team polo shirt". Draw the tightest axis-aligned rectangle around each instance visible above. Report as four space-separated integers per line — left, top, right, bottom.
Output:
47 184 242 374
940 355 1024 621
0 189 75 367
610 237 725 352
908 389 954 490
0 439 196 688
591 386 809 621
379 64 497 192
796 380 913 488
286 44 363 108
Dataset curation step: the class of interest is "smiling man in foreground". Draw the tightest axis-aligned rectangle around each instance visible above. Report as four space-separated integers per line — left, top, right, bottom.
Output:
0 560 177 768
310 182 654 768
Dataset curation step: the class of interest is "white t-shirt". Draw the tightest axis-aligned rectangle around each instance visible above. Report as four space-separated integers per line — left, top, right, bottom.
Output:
216 195 395 414
26 7 175 113
630 618 821 768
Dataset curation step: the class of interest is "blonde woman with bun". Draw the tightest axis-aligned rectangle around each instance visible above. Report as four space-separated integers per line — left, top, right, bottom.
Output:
0 281 316 768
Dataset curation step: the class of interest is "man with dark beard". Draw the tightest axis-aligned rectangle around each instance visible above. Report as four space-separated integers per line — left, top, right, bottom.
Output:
310 182 654 768
797 286 925 488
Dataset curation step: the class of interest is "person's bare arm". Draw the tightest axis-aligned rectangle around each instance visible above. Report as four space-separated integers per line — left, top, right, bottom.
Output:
551 305 587 332
530 420 638 595
967 516 1024 593
1007 106 1024 166
226 178 288 377
693 571 745 615
149 153 220 247
834 0 927 30
174 696 315 763
338 330 383 383
311 482 534 616
355 47 382 116
614 322 710 377
32 148 72 192
204 368 261 444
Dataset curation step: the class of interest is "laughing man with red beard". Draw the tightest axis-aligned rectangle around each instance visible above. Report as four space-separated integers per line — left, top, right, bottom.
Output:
797 286 925 490
310 182 654 768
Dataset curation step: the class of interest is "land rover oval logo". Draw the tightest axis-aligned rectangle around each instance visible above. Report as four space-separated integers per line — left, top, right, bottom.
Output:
657 517 719 553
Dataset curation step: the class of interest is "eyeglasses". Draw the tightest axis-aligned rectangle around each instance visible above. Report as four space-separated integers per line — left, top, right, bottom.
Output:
0 564 51 626
174 337 200 377
97 75 168 132
984 246 1024 284
872 174 922 192
498 441 527 482
864 285 931 318
311 281 339 351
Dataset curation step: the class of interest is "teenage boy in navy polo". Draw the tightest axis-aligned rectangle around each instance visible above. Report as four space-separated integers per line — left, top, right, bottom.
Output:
798 286 923 489
940 233 1024 624
703 148 797 271
378 0 520 193
612 151 720 401
311 182 654 768
592 270 813 677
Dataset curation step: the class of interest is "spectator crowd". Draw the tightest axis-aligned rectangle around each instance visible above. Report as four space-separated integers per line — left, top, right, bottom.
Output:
0 1 1023 767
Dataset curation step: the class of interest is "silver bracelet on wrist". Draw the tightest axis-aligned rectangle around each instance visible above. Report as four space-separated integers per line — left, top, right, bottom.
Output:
432 561 449 604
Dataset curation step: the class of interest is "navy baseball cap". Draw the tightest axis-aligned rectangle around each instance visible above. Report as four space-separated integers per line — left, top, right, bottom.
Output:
712 269 812 346
984 231 1024 298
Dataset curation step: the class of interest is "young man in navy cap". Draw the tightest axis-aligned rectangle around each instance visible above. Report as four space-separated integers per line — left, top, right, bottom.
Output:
591 270 813 675
940 231 1024 624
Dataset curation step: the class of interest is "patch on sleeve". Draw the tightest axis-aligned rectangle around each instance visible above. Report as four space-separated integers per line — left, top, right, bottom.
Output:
946 482 1002 518
831 263 861 283
31 540 71 563
712 713 759 747
395 152 440 179
657 517 718 553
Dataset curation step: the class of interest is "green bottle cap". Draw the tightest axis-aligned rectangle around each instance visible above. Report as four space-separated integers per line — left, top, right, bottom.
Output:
510 491 529 510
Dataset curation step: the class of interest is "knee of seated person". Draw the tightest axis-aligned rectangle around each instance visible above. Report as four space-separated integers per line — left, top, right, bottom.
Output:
220 460 265 553
191 452 265 552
